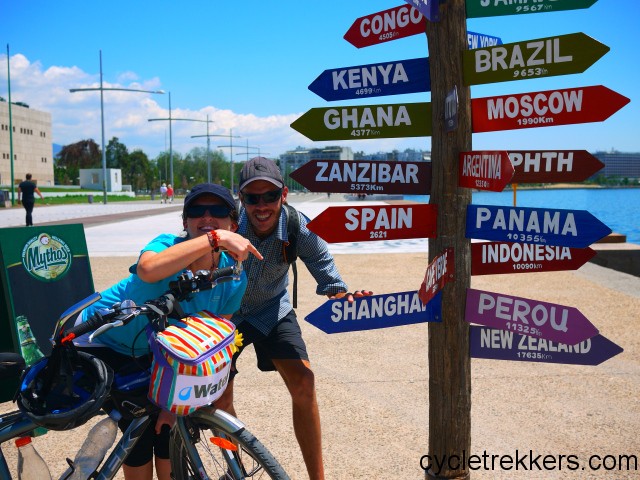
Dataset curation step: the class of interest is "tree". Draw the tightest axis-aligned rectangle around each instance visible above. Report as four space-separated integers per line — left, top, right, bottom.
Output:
121 149 151 192
55 139 101 185
106 137 129 169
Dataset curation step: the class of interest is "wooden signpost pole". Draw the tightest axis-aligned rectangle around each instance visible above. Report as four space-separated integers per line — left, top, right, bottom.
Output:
425 1 472 478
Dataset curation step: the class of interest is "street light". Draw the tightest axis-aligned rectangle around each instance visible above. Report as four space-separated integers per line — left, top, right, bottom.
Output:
187 115 218 183
70 50 164 204
211 129 242 192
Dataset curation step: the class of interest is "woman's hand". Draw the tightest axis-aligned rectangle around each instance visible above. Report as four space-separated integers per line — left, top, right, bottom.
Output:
155 409 176 434
328 290 373 303
216 230 263 262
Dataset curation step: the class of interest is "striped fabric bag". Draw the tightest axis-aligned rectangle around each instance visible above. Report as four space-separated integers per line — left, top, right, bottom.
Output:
146 311 241 415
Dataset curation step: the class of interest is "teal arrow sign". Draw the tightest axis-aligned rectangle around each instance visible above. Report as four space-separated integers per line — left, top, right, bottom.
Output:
463 33 609 86
466 0 599 18
290 102 432 141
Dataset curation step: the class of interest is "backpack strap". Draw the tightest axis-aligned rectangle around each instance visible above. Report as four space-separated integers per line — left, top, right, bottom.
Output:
283 204 300 308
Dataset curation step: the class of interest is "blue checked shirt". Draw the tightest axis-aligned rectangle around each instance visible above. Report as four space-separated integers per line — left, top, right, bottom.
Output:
232 205 348 335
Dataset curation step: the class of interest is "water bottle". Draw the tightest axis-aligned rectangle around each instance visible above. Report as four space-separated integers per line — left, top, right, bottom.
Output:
16 315 44 366
64 410 121 480
15 436 52 480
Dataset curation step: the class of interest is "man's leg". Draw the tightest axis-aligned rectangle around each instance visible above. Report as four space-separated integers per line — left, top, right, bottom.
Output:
273 358 324 480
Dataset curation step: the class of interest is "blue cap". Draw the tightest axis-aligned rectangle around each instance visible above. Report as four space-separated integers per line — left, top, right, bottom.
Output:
183 183 235 211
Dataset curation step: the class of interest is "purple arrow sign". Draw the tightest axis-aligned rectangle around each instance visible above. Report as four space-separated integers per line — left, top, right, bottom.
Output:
403 0 440 22
305 291 442 334
470 326 623 366
465 288 598 345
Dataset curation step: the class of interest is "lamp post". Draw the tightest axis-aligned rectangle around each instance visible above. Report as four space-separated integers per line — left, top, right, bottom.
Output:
187 115 218 183
70 50 164 204
210 129 241 192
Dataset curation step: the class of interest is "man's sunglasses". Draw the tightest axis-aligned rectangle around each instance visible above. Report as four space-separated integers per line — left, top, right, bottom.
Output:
185 204 232 219
241 189 282 206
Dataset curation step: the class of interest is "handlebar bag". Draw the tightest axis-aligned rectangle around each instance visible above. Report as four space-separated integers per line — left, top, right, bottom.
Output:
146 311 241 415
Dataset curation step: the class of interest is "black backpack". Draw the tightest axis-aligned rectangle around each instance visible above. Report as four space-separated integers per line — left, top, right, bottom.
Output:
282 204 300 308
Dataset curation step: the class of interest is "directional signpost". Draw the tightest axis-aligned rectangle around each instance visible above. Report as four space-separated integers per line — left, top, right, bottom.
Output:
307 204 438 243
403 0 441 22
509 150 604 183
471 85 630 133
308 57 430 102
419 248 454 305
467 31 502 49
469 326 622 366
305 291 442 334
466 205 612 248
466 0 599 19
465 288 599 345
463 33 609 86
291 102 432 141
344 4 426 49
471 242 596 275
458 150 513 192
290 160 432 195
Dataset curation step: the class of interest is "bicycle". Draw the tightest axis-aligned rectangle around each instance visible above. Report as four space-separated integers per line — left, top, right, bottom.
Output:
0 264 289 480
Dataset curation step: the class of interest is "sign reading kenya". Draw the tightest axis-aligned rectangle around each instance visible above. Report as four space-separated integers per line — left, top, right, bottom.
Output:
466 205 611 248
465 288 598 345
307 204 438 243
509 150 604 183
466 0 599 19
305 291 442 334
419 248 454 306
463 33 609 86
289 160 432 195
458 150 514 191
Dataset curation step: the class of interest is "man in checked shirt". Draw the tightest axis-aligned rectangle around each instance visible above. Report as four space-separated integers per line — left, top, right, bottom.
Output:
215 157 372 480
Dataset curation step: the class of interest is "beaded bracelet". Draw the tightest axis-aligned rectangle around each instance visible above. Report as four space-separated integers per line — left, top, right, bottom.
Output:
207 231 220 252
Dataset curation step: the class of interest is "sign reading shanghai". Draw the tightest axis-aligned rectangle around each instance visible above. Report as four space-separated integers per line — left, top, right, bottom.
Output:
466 0 599 19
465 205 612 248
462 33 609 86
508 150 604 184
290 102 431 141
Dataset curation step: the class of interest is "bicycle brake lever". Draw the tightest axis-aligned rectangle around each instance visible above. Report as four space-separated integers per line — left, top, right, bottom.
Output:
88 320 124 343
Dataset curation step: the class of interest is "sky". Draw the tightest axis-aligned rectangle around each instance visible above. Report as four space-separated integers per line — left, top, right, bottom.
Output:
1 0 639 161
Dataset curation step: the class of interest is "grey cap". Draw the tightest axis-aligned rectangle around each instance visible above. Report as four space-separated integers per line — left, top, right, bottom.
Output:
239 157 284 191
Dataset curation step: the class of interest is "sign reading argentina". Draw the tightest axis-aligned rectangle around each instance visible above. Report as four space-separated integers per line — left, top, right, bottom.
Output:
466 205 611 248
305 291 442 334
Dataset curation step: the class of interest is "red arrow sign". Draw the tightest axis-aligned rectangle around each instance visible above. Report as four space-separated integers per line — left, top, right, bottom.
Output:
471 85 629 133
458 150 513 191
419 248 454 305
290 160 432 195
509 150 604 183
344 4 425 49
471 241 597 275
307 204 437 243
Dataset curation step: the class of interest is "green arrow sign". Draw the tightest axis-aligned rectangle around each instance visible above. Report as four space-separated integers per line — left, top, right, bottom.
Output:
463 33 609 86
290 102 432 141
466 0 598 18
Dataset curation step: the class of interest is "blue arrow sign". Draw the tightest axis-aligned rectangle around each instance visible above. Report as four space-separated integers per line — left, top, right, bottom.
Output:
467 30 503 49
470 326 623 366
466 204 611 248
305 291 442 334
404 0 440 22
308 57 430 102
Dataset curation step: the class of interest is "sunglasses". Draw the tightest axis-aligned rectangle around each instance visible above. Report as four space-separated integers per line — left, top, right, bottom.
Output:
185 204 232 219
242 189 282 206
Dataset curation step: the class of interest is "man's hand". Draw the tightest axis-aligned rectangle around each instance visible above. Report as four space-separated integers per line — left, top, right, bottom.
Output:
328 290 373 303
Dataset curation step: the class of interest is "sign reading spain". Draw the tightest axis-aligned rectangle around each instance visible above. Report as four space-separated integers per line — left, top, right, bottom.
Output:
463 33 609 86
466 0 599 19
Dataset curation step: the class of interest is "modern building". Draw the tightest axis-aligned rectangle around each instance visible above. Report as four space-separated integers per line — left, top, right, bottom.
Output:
0 100 54 187
79 168 123 192
279 146 354 189
592 151 640 182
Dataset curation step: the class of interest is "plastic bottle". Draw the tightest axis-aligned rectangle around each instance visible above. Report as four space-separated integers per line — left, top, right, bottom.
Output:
15 315 44 366
15 436 52 480
65 410 121 480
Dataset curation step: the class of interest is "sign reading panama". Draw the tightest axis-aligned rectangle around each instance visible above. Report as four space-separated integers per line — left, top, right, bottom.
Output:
21 233 72 282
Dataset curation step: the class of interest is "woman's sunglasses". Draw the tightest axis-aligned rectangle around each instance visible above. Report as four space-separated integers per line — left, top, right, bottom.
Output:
241 189 282 206
185 204 232 219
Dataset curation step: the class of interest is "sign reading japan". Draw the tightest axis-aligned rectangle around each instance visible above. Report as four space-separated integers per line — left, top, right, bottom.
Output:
466 0 599 19
463 33 609 86
308 57 430 102
509 150 604 183
465 288 598 345
289 160 432 195
471 85 630 133
466 205 611 248
305 291 442 334
471 242 596 275
458 150 514 191
470 326 622 366
307 204 438 243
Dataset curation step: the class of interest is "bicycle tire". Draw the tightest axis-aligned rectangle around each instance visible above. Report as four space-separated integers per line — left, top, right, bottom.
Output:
170 408 290 480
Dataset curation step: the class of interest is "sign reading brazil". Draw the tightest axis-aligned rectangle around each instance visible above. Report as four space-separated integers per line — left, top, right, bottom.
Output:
290 102 431 141
305 291 442 334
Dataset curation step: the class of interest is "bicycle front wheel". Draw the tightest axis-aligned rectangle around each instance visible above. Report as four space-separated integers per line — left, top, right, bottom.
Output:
170 407 290 480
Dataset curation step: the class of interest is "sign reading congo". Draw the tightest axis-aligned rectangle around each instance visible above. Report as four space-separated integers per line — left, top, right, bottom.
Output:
306 204 438 243
291 102 431 141
471 241 596 275
465 288 598 345
458 150 514 191
419 248 454 306
289 160 432 195
509 150 604 183
466 205 611 248
463 33 609 86
466 0 599 19
344 4 426 49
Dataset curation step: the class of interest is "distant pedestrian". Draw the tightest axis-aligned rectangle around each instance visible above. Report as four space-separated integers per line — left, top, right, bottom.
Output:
160 183 168 203
167 184 174 203
17 173 44 226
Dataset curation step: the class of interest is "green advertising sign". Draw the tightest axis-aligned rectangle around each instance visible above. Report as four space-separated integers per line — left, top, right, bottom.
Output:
466 0 599 18
463 33 609 86
290 102 432 141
